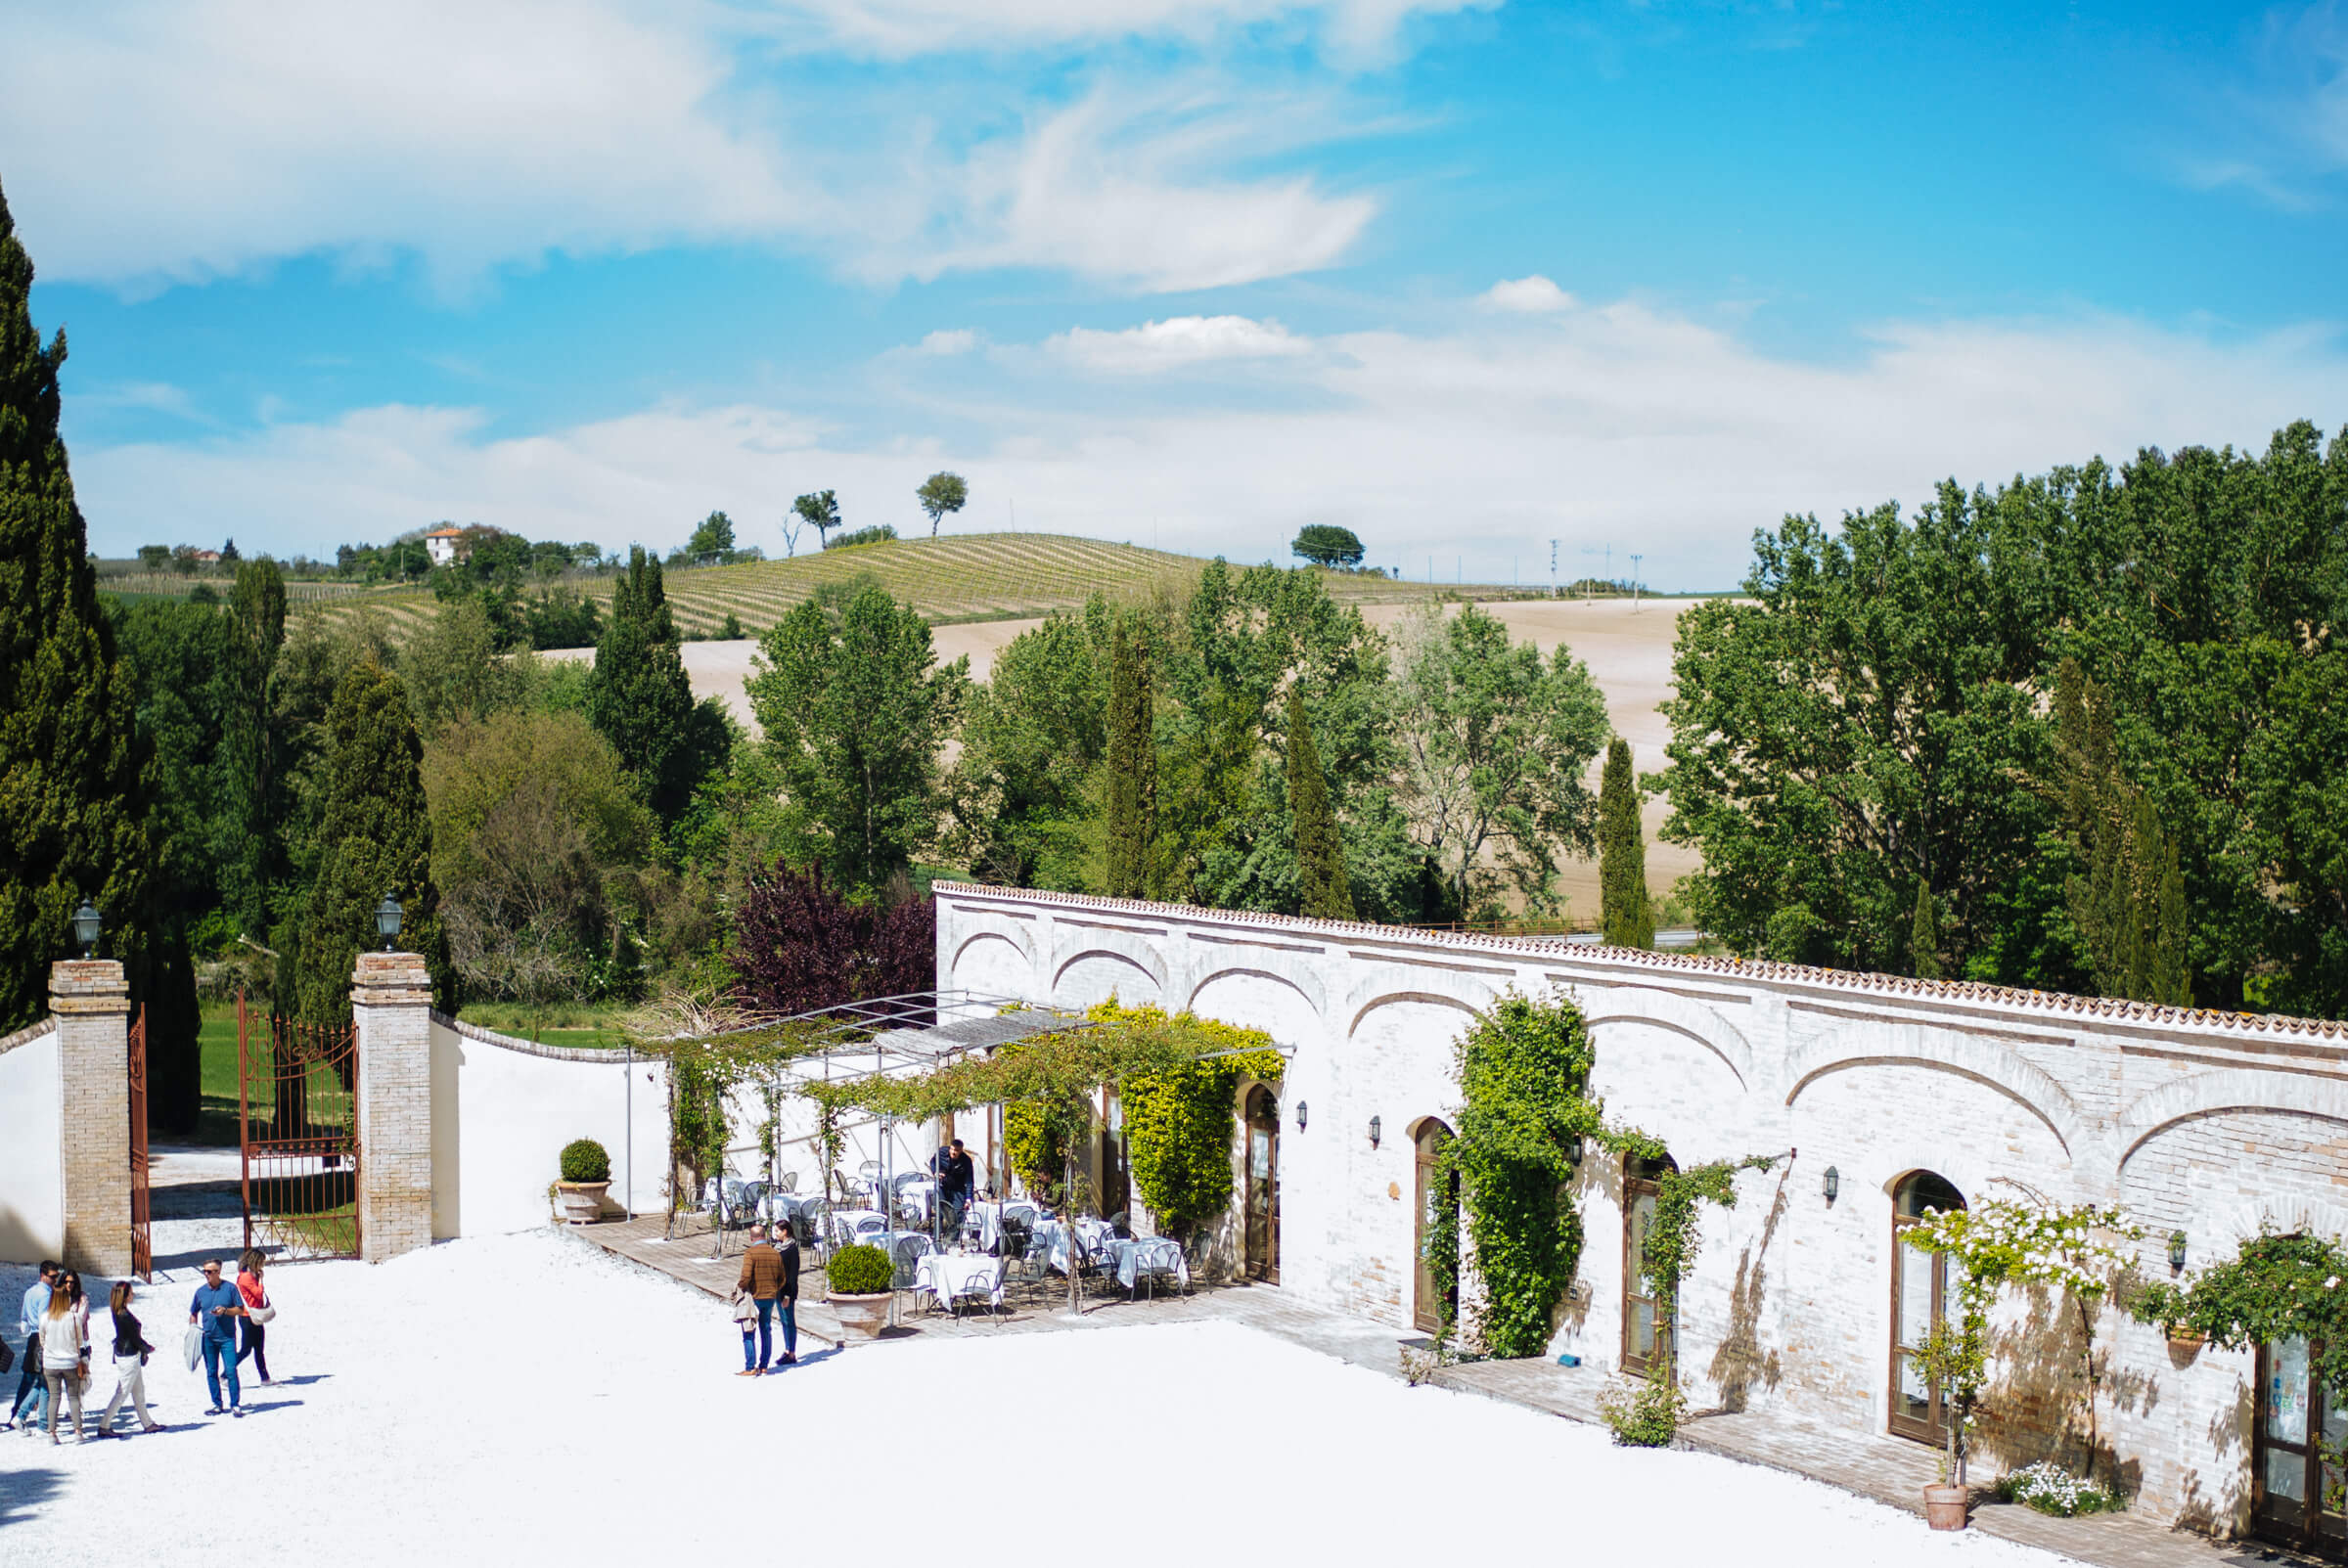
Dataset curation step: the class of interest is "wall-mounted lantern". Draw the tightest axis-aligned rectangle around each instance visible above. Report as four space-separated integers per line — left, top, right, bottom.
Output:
1564 1136 1583 1169
71 901 102 959
376 892 403 951
1822 1165 1840 1206
1369 1115 1381 1148
1295 1099 1307 1133
2169 1230 2189 1274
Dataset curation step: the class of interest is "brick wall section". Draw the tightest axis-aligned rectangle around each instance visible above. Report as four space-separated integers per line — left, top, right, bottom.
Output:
51 960 131 1277
353 952 433 1263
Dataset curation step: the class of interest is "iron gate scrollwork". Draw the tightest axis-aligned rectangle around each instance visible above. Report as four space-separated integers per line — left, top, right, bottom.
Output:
237 993 361 1261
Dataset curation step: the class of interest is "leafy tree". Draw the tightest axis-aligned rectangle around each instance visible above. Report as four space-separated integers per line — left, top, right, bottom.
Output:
947 603 1111 889
1102 617 1157 897
1390 603 1609 918
400 596 530 733
683 510 736 564
2053 658 2189 1005
523 585 602 650
716 611 744 641
1910 882 1944 980
747 582 969 899
823 523 895 551
1598 738 1652 948
136 544 171 572
220 560 288 938
0 178 152 1034
291 662 451 1022
2250 650 2348 1018
1291 523 1366 569
219 537 241 563
586 546 728 828
731 862 933 1015
791 489 841 548
1286 690 1353 918
916 471 968 537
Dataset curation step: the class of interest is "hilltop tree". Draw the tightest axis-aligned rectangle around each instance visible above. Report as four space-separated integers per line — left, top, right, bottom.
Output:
1287 691 1354 918
748 582 969 899
1291 524 1366 569
1102 617 1157 898
292 662 451 1022
587 547 727 827
0 177 152 1033
1598 738 1652 948
682 511 736 564
791 490 841 548
916 471 968 538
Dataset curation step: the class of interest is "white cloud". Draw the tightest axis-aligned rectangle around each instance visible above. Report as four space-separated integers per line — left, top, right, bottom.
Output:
1479 275 1578 313
73 295 2348 590
1046 315 1313 372
918 330 982 355
757 0 1495 63
0 2 1382 294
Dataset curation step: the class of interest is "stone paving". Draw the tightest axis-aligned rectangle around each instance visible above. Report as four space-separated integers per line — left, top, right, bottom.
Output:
572 1215 2322 1568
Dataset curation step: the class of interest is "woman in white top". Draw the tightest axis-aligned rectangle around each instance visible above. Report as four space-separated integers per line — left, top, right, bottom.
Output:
39 1287 84 1444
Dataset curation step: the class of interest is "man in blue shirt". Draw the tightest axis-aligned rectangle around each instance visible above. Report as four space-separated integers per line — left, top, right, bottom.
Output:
188 1259 247 1416
7 1260 57 1431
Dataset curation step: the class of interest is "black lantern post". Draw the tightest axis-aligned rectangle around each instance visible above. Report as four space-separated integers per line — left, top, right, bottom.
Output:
72 901 102 959
376 892 403 952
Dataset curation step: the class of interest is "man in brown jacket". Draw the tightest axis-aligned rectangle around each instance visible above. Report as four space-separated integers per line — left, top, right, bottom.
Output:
736 1225 799 1374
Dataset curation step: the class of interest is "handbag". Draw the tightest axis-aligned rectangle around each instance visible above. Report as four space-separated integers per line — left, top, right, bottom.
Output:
248 1303 278 1325
0 1336 12 1376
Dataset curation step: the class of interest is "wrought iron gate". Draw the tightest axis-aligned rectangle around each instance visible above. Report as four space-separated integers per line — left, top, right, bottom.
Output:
237 993 361 1261
128 1004 152 1280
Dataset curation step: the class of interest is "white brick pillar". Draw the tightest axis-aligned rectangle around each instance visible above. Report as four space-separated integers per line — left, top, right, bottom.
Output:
352 952 433 1263
51 960 131 1277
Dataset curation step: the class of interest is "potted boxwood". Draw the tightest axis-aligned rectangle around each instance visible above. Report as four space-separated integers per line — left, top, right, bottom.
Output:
827 1243 894 1340
553 1138 612 1224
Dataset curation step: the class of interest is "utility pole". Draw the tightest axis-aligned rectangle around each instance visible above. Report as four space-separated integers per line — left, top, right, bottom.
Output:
1631 553 1644 610
1550 539 1558 599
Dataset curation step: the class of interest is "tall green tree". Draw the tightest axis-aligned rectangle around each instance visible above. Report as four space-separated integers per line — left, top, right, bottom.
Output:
1910 882 1944 980
2054 658 2190 1005
1102 617 1158 898
947 602 1112 889
0 178 151 1031
1598 738 1652 948
587 547 726 827
1286 690 1354 918
1390 603 1610 918
791 490 840 548
916 471 967 537
683 511 736 563
220 560 288 937
747 582 969 899
292 662 451 1021
1290 523 1366 568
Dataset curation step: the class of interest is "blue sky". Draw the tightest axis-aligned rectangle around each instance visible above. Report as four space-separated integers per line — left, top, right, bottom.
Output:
6 0 2345 588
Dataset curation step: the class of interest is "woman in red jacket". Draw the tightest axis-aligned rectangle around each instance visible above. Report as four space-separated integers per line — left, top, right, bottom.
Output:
234 1251 275 1386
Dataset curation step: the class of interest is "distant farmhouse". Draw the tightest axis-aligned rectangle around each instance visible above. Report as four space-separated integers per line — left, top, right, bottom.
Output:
424 526 469 566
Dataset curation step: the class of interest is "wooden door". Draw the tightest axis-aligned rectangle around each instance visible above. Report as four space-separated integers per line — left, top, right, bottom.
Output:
1889 1171 1965 1446
2254 1337 2348 1552
1414 1120 1457 1333
1243 1087 1280 1282
1622 1155 1673 1374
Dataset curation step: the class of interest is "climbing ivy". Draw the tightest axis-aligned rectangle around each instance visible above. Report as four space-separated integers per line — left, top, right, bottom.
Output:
1092 1000 1286 1237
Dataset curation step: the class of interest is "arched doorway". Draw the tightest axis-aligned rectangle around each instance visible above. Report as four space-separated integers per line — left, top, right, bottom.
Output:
1623 1153 1676 1374
1890 1170 1966 1445
1243 1086 1281 1282
1413 1119 1458 1333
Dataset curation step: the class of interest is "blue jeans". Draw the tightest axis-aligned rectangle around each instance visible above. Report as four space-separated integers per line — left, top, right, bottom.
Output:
201 1333 241 1409
741 1299 797 1368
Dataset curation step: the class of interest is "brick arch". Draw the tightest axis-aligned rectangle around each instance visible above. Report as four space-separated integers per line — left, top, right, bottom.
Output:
1784 1026 2084 1160
1051 945 1167 995
1043 923 1171 994
1580 989 1753 1091
1345 989 1486 1043
2199 1195 2348 1250
1182 965 1327 1025
950 924 1034 974
2116 1069 2348 1168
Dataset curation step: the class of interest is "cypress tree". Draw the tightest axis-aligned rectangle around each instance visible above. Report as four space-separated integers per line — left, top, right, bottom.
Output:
1286 691 1355 919
0 178 151 1030
1598 738 1651 948
2057 657 2192 1005
587 546 716 825
1101 619 1156 898
292 663 450 1022
221 558 288 936
1910 881 1944 980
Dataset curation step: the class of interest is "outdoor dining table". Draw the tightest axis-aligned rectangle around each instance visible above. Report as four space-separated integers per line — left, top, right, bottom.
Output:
914 1252 1008 1312
1033 1218 1116 1276
828 1208 886 1246
1098 1237 1189 1292
974 1200 1046 1252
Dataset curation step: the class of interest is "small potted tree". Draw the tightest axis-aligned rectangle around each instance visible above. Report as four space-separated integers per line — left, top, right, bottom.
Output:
1911 1316 1985 1530
827 1242 894 1340
553 1138 612 1224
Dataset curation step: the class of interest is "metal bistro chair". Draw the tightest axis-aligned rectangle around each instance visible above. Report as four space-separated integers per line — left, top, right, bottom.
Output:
1131 1238 1186 1302
949 1260 1002 1322
1012 1226 1056 1303
887 1232 934 1291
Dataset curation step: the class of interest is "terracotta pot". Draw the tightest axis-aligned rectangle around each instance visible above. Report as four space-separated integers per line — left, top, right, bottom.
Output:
829 1291 893 1341
2166 1328 2207 1358
1922 1484 1969 1531
554 1181 610 1225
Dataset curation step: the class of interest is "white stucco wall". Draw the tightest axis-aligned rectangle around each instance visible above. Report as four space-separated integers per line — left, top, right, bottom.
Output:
0 1020 63 1265
935 879 2348 1537
429 1016 671 1237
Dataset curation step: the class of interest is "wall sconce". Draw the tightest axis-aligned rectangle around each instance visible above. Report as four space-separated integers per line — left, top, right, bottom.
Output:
1369 1115 1381 1148
1822 1165 1840 1205
376 891 404 951
2169 1230 2188 1274
71 901 102 959
1295 1100 1307 1133
1564 1136 1583 1169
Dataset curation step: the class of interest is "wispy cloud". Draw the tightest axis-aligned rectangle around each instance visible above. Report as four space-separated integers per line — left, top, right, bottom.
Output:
2168 2 2348 207
73 288 2348 588
1478 275 1577 313
754 0 1496 63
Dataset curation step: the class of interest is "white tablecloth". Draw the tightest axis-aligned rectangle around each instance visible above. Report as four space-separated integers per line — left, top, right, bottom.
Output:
1033 1219 1118 1276
1101 1237 1189 1291
915 1253 1008 1311
828 1208 886 1247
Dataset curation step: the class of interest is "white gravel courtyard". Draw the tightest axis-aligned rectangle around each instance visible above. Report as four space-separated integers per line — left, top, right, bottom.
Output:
2 1232 2069 1566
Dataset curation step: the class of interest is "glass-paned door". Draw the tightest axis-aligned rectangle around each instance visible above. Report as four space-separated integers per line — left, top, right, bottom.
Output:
1889 1171 1965 1446
1623 1156 1674 1375
1414 1120 1457 1334
1243 1087 1280 1283
2255 1337 2348 1552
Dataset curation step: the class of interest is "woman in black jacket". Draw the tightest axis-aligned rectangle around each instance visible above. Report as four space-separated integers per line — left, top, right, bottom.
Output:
97 1280 160 1436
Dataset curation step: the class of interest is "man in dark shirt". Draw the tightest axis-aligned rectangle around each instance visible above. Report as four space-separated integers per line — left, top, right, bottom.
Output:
188 1259 245 1416
930 1139 977 1237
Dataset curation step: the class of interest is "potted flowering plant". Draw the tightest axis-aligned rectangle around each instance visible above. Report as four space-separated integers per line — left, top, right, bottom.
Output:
553 1138 612 1224
826 1243 895 1340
